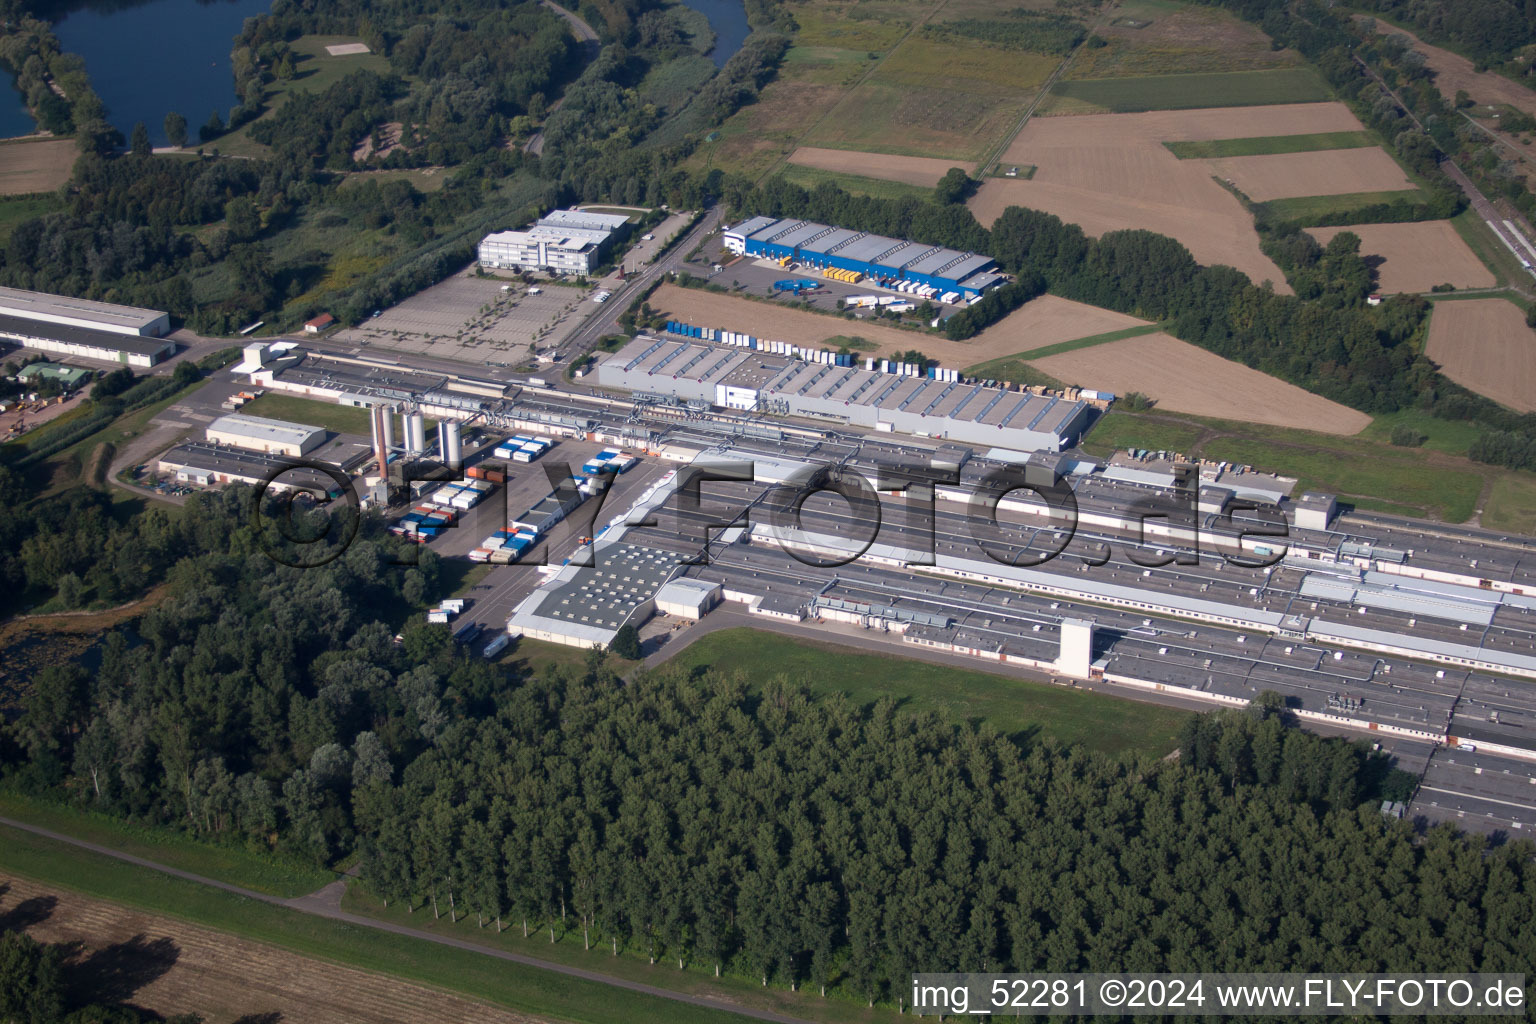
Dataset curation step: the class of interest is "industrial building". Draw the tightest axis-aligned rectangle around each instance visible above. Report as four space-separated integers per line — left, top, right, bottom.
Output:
654 577 722 620
0 314 175 367
157 443 343 499
595 336 1092 452
478 208 632 276
206 413 325 457
0 285 170 337
722 217 1002 298
506 542 681 648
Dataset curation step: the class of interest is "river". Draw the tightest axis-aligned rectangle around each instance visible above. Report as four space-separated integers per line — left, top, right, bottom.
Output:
677 0 750 67
5 0 270 144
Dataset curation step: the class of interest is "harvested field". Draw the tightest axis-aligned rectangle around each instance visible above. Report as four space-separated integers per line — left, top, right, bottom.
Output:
969 103 1371 290
0 874 550 1024
1207 147 1416 202
1308 221 1495 293
0 138 77 195
651 285 1149 367
966 294 1151 356
1027 333 1372 433
788 146 974 187
1425 299 1536 413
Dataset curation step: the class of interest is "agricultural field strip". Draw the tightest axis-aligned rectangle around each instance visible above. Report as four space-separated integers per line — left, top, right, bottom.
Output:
1424 298 1536 414
1026 332 1372 434
1163 130 1376 159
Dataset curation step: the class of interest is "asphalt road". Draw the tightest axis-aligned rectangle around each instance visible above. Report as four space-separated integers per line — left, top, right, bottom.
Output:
551 206 726 365
0 814 811 1024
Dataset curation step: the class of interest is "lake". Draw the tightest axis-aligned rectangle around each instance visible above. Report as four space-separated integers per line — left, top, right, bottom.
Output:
677 0 750 67
30 0 270 145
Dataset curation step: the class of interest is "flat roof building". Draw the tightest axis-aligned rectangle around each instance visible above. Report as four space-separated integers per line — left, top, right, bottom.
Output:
722 217 1000 298
506 542 681 648
157 442 343 499
0 285 170 337
479 208 632 276
206 413 325 457
0 313 175 368
596 336 1092 452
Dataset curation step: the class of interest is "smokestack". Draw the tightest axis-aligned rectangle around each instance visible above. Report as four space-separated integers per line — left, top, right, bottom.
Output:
370 405 389 479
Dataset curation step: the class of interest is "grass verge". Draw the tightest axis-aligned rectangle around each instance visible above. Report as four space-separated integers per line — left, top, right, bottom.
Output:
239 392 375 436
662 627 1191 758
0 789 331 898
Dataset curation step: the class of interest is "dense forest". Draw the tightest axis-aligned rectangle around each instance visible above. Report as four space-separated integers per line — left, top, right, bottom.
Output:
0 514 1528 1010
1351 0 1536 67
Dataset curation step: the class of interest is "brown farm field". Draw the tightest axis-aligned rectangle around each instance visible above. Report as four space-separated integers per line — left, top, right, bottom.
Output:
651 285 1148 366
1425 298 1536 413
1308 221 1495 293
968 103 1373 290
0 138 76 195
0 874 549 1024
1027 332 1372 433
788 147 974 187
1207 147 1416 202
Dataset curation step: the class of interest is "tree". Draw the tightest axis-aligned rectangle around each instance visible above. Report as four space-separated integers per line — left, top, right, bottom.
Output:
935 167 976 204
164 110 188 148
609 624 642 659
200 109 224 143
129 121 151 157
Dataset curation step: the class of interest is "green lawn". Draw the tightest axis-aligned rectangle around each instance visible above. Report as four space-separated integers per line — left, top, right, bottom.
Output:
1480 472 1536 535
1013 323 1164 361
0 193 60 241
1079 409 1492 524
956 356 1063 389
1080 410 1207 457
0 824 747 1024
240 392 375 436
1255 188 1430 224
1049 68 1329 112
1449 207 1532 289
1163 130 1376 159
780 163 937 202
0 790 331 898
664 628 1191 758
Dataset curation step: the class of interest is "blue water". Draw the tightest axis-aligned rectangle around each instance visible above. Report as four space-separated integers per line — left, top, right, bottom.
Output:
678 0 750 67
0 92 35 140
51 0 271 146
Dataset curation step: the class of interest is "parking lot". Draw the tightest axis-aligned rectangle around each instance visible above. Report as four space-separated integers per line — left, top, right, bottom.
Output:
331 271 595 366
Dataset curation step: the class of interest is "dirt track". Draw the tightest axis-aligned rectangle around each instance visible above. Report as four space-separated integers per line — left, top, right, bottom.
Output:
1426 298 1536 413
787 147 975 187
0 874 552 1024
1308 221 1494 293
653 285 1149 366
1028 332 1372 433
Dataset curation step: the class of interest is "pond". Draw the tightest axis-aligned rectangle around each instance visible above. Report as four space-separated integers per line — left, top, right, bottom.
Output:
677 0 750 67
44 0 270 145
